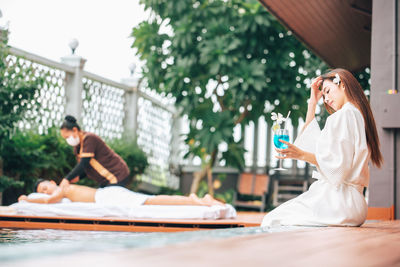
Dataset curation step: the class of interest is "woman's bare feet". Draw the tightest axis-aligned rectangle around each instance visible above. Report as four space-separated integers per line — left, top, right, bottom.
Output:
189 193 204 205
189 193 225 206
202 194 224 206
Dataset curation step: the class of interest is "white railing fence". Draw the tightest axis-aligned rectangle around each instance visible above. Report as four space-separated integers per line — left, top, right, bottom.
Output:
181 114 310 177
7 46 180 189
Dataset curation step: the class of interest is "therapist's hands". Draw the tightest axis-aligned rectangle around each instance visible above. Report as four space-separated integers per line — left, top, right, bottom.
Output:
59 178 70 187
276 139 319 166
59 176 78 186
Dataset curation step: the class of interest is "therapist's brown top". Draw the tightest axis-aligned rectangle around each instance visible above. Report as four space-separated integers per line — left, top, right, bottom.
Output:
74 132 129 186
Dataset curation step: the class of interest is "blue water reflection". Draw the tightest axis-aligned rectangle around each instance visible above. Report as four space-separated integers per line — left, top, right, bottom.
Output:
0 226 303 262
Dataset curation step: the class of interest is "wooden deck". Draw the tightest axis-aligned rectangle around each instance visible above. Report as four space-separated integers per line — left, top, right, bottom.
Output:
5 219 400 267
0 213 259 232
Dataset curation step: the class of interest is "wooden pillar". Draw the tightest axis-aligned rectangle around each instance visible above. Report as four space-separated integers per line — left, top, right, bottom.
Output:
370 0 400 219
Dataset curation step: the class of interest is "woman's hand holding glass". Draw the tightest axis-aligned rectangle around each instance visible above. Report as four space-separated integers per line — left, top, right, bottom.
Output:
275 140 305 161
273 128 290 171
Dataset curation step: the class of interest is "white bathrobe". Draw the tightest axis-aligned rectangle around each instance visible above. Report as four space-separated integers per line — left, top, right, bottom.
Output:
261 102 369 227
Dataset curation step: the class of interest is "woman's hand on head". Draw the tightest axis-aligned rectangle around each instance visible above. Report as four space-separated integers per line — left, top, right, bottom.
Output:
275 140 305 161
309 77 323 105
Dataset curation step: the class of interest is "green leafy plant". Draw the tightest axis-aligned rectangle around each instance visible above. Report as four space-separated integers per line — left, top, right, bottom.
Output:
0 30 42 148
0 29 43 196
131 0 327 194
0 175 24 193
1 128 75 194
108 136 149 178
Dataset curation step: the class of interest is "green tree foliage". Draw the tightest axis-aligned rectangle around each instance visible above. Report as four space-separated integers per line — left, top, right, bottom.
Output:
1 128 75 192
0 30 42 148
356 68 371 98
131 0 326 194
0 29 43 195
0 176 23 193
4 129 73 182
107 136 149 189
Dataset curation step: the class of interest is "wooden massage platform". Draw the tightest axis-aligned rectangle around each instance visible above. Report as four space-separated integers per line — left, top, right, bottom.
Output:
0 214 260 232
1 206 392 232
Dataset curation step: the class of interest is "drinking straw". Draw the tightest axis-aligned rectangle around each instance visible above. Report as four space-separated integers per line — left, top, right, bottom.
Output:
284 111 291 130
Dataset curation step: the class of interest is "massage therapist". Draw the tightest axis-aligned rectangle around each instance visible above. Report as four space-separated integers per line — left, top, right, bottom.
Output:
59 115 130 188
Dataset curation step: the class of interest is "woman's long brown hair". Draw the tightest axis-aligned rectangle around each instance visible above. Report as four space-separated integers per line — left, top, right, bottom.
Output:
321 68 383 168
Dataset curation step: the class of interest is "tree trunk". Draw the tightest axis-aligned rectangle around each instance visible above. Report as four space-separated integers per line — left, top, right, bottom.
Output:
190 166 207 194
206 166 214 196
189 149 218 195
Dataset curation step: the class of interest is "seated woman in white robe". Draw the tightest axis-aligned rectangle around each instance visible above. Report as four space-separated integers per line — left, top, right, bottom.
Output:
261 68 383 227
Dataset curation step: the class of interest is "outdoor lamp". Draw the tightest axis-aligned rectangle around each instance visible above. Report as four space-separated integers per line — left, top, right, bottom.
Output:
68 38 79 54
129 63 137 76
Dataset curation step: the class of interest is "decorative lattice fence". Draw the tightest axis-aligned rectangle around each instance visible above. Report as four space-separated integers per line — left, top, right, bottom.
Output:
82 75 126 139
7 48 69 133
7 46 180 189
136 95 175 187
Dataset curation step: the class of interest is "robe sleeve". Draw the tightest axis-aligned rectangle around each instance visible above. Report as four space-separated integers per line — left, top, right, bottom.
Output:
315 110 355 185
293 118 321 154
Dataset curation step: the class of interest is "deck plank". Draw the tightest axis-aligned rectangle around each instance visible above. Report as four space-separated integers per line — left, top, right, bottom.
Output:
5 220 400 267
0 213 259 232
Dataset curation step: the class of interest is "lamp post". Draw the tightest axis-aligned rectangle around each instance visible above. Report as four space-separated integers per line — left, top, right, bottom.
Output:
122 63 140 139
68 38 79 55
129 62 136 77
61 39 86 123
121 62 140 87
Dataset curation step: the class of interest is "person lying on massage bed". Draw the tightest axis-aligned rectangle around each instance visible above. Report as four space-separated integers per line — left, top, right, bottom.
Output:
18 179 224 206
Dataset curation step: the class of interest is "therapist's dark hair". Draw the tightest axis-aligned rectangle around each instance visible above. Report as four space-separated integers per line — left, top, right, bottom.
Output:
60 115 81 131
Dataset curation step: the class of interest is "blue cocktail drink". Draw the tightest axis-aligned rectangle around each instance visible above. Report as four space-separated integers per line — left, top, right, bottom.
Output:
273 128 290 171
273 134 289 149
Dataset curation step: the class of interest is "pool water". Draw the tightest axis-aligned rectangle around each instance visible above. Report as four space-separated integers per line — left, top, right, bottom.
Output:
0 226 303 263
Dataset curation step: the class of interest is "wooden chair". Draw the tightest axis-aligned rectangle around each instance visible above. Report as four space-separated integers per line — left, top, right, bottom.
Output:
272 177 308 207
233 173 271 212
